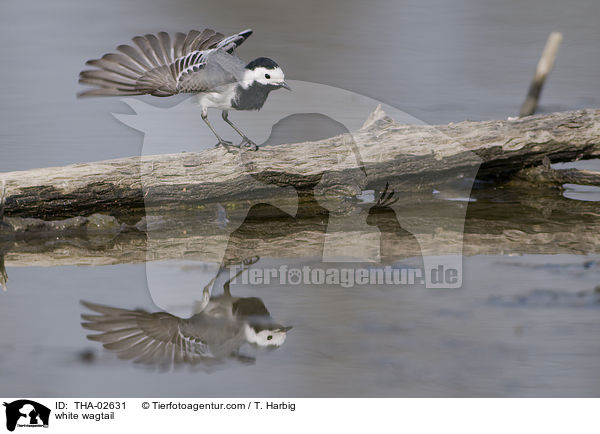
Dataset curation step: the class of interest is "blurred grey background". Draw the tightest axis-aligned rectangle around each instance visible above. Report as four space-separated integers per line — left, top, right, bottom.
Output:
1 0 599 171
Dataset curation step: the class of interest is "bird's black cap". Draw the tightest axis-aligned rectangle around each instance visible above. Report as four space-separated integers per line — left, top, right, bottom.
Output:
246 57 280 70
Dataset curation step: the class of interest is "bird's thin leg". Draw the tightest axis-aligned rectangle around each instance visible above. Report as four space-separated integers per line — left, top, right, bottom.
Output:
223 256 259 298
223 268 245 299
222 110 258 151
193 271 219 314
201 108 233 150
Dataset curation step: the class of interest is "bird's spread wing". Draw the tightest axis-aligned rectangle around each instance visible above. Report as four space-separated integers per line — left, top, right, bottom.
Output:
80 301 232 367
79 29 252 97
175 48 246 93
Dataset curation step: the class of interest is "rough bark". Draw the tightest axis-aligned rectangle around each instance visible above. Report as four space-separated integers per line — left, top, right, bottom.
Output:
1 107 599 219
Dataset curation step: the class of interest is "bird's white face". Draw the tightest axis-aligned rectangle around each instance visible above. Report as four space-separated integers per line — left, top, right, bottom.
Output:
245 325 288 346
243 66 286 88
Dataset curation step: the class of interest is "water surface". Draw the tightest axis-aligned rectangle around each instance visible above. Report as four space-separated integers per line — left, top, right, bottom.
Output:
1 0 599 397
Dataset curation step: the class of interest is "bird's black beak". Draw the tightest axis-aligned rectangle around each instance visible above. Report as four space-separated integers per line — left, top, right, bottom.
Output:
279 81 291 91
282 326 293 332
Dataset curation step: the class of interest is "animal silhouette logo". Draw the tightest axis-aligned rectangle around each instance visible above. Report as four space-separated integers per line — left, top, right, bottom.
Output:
113 80 480 317
3 400 50 431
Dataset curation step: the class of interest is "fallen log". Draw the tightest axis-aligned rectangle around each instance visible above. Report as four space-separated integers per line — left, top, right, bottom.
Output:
511 162 600 187
1 107 599 219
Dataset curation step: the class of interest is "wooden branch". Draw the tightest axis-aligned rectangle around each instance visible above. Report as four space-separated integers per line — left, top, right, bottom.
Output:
520 32 563 117
1 107 599 219
508 156 600 187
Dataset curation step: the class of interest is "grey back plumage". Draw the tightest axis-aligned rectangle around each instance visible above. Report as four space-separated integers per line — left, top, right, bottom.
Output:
79 28 252 97
176 49 246 94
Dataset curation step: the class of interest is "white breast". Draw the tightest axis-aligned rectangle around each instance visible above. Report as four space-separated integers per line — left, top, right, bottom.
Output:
196 83 238 110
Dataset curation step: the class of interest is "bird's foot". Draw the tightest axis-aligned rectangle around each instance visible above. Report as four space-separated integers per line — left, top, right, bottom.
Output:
374 182 398 208
242 255 260 266
215 140 236 152
239 138 258 151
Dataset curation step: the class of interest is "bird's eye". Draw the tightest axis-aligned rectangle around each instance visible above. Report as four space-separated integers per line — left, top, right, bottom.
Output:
267 335 273 340
265 73 271 79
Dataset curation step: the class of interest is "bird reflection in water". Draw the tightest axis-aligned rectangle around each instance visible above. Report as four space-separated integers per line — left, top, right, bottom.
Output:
80 256 291 370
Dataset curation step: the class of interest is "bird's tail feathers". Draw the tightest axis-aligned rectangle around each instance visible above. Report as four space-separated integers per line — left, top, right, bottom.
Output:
78 29 253 98
78 32 179 97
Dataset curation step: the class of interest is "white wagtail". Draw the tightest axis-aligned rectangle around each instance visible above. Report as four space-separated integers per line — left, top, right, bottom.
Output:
80 269 291 367
79 28 290 150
